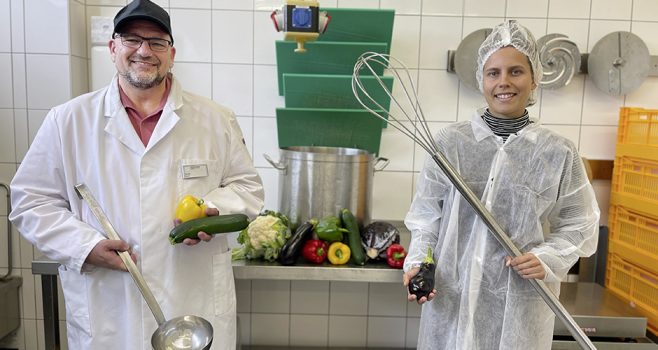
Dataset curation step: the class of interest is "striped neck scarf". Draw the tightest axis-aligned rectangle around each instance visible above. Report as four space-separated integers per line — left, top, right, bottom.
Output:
481 109 532 142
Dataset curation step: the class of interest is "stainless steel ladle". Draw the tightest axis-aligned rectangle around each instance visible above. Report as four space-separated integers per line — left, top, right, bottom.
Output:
74 184 214 350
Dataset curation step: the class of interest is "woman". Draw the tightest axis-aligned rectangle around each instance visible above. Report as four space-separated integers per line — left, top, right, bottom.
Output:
403 20 599 349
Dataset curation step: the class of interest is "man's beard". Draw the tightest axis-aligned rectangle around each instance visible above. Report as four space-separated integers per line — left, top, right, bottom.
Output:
121 69 166 89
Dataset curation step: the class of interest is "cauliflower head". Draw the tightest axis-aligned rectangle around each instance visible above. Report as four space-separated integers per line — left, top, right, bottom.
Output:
232 212 291 261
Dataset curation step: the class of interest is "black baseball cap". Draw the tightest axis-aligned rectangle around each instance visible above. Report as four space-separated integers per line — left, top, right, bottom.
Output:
114 0 173 44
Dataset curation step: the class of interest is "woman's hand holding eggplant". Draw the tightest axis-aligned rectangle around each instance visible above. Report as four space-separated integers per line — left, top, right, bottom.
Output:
173 207 219 246
403 268 437 304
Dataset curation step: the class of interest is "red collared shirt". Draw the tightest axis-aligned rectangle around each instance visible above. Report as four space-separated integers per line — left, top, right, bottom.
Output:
118 76 172 146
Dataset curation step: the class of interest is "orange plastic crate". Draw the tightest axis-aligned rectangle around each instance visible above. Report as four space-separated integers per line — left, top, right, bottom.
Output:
608 205 658 274
611 156 658 204
606 253 658 335
618 107 658 147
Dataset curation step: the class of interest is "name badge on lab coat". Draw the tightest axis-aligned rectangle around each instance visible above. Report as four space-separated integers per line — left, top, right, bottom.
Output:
181 164 209 179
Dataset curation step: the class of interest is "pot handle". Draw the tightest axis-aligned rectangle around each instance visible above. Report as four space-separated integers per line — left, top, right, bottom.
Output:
374 157 389 172
263 153 287 171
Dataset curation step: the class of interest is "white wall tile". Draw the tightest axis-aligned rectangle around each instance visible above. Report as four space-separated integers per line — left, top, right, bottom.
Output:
387 68 418 122
587 20 631 52
0 0 10 52
329 281 368 315
632 0 658 21
251 313 289 346
632 21 658 53
0 109 15 162
462 17 502 39
405 317 420 348
252 117 278 168
235 279 251 313
86 0 127 5
253 12 279 65
380 0 421 15
546 19 589 53
542 124 581 147
591 0 631 20
0 54 12 108
12 53 26 108
457 80 486 122
10 0 25 53
26 54 71 109
591 179 610 224
367 316 407 348
328 315 367 347
581 79 623 126
579 125 617 159
170 0 211 9
254 0 284 12
212 63 252 115
422 0 463 16
372 171 413 221
237 313 251 346
25 0 69 54
170 9 211 62
71 55 88 99
368 283 407 317
413 121 451 172
172 62 212 99
213 0 253 10
390 15 421 69
540 74 584 124
378 121 415 172
464 0 505 17
290 314 329 347
70 0 86 58
506 0 548 18
212 10 253 64
13 109 28 162
251 279 290 313
418 69 459 121
419 16 462 70
625 78 658 109
337 0 379 9
27 109 48 145
257 167 280 211
548 0 591 19
19 268 37 319
290 280 329 314
253 65 282 117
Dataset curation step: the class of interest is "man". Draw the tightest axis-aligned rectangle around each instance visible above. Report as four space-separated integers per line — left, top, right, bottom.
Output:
9 0 264 349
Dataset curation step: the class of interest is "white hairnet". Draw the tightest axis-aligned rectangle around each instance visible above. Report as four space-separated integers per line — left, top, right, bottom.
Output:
476 20 542 106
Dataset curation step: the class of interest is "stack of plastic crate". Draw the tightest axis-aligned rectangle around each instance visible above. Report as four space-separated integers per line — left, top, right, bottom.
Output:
606 107 658 336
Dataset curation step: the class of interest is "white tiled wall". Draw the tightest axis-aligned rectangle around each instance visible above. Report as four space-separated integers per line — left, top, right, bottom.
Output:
1 0 658 349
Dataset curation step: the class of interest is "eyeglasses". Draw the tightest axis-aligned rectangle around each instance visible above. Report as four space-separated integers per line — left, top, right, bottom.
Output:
114 33 172 52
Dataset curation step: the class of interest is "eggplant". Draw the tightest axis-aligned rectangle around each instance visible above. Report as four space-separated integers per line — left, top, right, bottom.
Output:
361 221 400 260
408 247 436 300
278 220 315 265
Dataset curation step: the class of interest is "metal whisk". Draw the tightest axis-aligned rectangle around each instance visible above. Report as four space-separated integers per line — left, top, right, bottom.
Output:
352 51 596 350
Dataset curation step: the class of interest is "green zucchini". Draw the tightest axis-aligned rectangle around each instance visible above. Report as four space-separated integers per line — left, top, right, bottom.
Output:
340 208 366 265
169 214 249 244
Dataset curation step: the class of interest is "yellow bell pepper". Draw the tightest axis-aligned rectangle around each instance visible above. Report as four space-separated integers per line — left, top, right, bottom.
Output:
175 195 207 223
327 242 351 265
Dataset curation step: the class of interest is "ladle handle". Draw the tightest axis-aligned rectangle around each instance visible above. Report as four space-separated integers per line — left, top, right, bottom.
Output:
74 184 167 326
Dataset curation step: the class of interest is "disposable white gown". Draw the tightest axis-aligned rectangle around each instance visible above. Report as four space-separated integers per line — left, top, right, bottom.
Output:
404 111 599 350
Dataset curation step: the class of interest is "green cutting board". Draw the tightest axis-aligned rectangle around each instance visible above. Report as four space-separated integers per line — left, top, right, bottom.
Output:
318 8 394 53
276 107 384 155
282 73 393 125
275 41 388 95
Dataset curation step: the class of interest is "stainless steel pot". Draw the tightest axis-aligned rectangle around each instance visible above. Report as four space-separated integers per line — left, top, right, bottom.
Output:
264 146 388 229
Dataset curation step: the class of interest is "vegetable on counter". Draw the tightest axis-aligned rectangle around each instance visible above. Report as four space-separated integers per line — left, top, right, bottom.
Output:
302 239 328 264
340 209 366 266
278 220 316 265
327 242 351 265
231 211 291 262
174 194 207 223
315 215 349 242
408 247 436 299
169 214 249 244
386 243 406 269
362 221 400 260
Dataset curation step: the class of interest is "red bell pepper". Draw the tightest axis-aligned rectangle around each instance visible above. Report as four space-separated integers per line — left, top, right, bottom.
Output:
302 239 328 264
386 243 406 269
